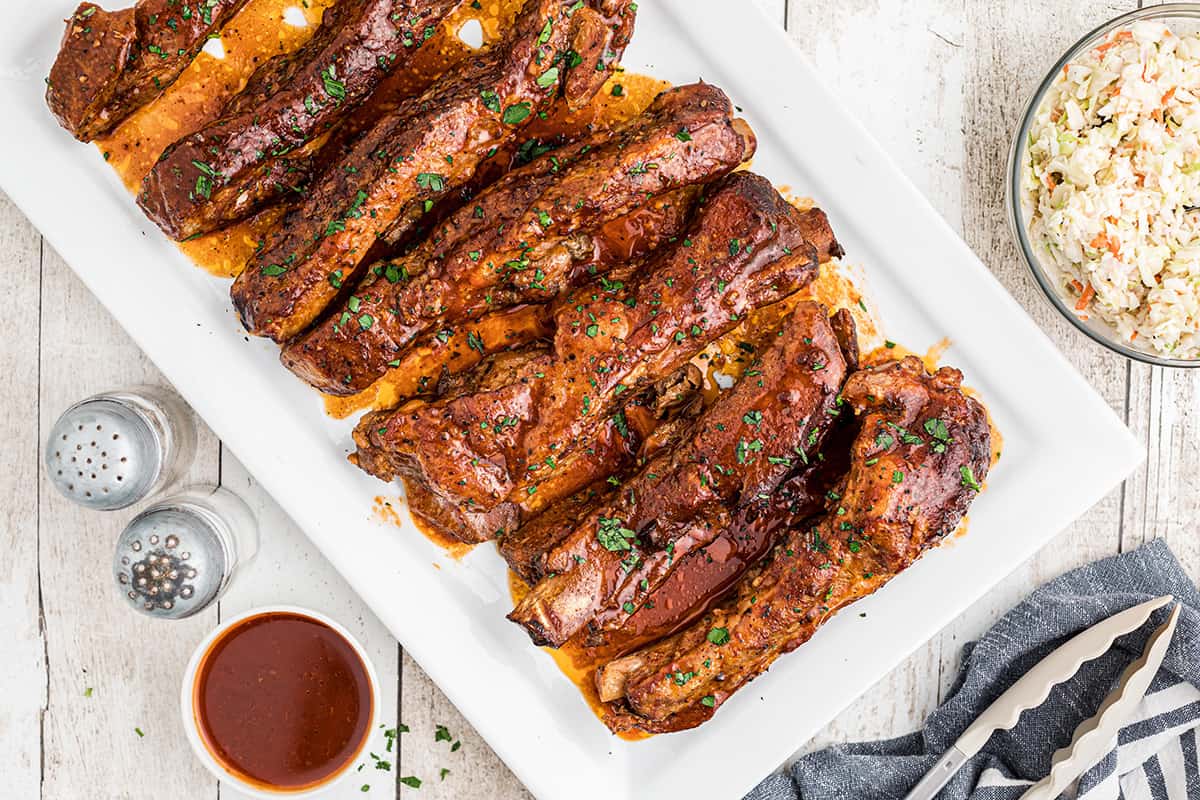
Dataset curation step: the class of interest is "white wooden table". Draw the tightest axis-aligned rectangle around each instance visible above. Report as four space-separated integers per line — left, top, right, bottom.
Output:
4 1 1199 798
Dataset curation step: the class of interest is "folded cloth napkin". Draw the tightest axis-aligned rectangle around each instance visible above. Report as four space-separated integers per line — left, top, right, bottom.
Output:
746 539 1200 800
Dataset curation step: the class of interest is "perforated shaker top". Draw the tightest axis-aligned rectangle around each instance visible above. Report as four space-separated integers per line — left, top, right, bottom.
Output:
44 399 162 510
113 505 229 619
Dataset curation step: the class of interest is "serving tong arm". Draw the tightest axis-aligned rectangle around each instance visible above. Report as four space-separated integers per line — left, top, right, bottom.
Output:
1018 603 1181 800
903 595 1176 800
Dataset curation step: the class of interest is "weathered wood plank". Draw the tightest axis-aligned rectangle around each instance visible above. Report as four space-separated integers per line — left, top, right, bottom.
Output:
398 651 533 798
936 0 1133 700
0 191 47 800
216 451 402 800
1123 364 1200 579
37 244 221 800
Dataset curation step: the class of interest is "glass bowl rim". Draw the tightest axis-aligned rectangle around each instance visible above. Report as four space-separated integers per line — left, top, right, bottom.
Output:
1006 2 1200 368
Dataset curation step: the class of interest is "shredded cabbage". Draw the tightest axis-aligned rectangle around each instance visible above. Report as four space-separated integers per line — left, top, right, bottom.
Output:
1024 20 1200 357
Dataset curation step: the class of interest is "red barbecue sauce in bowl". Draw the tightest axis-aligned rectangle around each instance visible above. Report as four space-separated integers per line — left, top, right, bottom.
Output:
191 611 374 791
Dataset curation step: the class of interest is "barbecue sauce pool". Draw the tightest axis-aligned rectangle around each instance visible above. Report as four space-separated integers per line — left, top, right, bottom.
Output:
193 612 373 790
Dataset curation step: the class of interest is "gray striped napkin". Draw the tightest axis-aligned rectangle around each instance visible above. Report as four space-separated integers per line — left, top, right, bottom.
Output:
746 539 1200 800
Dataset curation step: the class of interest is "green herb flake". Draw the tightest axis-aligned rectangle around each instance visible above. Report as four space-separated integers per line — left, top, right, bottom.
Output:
960 465 982 491
502 102 532 125
321 65 346 103
706 627 730 645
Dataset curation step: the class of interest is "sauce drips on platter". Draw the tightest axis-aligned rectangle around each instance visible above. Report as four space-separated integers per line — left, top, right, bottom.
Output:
507 571 652 741
374 495 475 560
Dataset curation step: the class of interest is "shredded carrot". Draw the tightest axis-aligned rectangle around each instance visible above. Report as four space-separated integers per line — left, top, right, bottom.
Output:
1088 231 1120 256
1095 30 1132 55
1163 87 1177 104
1076 283 1096 311
1071 279 1085 294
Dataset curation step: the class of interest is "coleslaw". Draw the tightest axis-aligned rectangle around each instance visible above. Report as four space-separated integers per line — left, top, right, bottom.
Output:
1024 19 1200 358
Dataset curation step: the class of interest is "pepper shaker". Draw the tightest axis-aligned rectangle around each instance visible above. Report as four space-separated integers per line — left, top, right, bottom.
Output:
44 386 196 510
113 486 259 619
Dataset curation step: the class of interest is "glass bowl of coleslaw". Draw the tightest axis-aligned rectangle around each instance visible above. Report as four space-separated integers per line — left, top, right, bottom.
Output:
1008 4 1200 366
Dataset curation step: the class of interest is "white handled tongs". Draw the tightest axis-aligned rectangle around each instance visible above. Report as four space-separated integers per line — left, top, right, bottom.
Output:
904 595 1180 800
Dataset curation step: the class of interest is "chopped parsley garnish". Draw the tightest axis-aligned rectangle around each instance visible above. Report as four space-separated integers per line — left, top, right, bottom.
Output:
706 627 729 645
321 65 346 103
924 417 951 452
416 172 445 192
960 465 982 491
502 102 532 125
480 89 501 112
596 516 636 551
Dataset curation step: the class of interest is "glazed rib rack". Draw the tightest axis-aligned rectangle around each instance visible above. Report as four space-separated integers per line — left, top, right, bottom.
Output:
46 0 991 736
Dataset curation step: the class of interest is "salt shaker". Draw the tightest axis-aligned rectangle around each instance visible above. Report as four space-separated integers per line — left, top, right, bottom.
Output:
44 386 196 511
113 486 259 619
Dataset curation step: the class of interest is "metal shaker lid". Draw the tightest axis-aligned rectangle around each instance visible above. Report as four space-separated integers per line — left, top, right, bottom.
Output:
45 398 163 511
113 502 232 620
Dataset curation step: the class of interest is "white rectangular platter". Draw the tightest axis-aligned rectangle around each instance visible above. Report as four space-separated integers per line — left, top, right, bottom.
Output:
0 2 1143 798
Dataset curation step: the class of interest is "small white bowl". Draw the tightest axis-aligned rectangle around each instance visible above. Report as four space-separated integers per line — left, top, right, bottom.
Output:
179 605 383 798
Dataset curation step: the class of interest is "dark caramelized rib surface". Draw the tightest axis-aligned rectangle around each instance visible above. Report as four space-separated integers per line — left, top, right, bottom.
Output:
46 0 252 142
282 82 755 395
231 0 637 342
138 0 461 240
352 173 823 542
582 400 860 656
598 356 991 733
507 302 851 648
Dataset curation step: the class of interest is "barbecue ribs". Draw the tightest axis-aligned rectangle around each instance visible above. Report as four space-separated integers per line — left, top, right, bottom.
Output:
596 356 991 733
282 81 756 395
231 0 637 342
507 301 853 648
138 0 461 240
47 0 251 142
352 173 830 542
